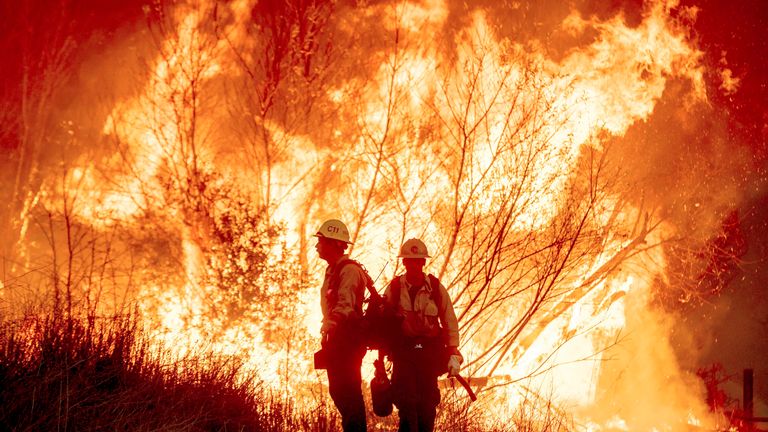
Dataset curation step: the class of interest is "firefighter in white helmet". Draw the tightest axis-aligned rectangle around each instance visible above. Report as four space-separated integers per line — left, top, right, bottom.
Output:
383 238 463 432
313 219 368 431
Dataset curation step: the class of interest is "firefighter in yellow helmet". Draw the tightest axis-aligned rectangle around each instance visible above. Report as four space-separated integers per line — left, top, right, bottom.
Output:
314 219 368 431
383 238 463 432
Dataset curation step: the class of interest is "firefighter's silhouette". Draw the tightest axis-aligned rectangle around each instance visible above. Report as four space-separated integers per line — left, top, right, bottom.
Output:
314 219 367 432
383 238 463 432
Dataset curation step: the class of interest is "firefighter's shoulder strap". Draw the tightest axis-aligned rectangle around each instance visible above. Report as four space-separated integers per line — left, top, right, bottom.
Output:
388 274 442 311
327 258 379 310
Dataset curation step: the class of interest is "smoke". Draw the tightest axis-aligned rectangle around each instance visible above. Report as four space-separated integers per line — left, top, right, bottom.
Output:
3 0 767 426
588 283 716 430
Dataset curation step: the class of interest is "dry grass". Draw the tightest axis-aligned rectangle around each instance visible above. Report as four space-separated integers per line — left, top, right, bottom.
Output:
0 307 573 431
0 309 340 431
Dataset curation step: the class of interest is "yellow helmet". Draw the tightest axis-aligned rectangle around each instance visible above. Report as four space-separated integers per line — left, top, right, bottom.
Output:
315 219 353 244
398 238 430 258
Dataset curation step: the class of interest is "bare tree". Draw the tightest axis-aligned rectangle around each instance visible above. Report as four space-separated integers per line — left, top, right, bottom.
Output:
1 0 76 269
321 13 671 385
2 0 723 404
214 0 335 214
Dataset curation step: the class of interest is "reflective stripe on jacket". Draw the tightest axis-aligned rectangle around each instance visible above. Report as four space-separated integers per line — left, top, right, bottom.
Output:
383 273 460 347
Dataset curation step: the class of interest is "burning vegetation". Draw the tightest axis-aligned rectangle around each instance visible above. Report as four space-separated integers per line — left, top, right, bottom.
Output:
1 0 766 430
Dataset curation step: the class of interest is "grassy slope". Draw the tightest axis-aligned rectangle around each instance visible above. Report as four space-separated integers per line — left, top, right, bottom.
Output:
0 310 571 431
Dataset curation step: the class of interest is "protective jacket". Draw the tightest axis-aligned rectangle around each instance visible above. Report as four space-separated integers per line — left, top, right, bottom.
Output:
320 254 367 334
383 273 460 348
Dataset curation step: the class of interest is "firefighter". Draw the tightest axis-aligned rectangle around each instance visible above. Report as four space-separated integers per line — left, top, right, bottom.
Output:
383 238 463 432
314 219 368 432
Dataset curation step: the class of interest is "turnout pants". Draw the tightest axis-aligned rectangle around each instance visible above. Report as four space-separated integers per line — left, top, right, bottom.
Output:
326 332 367 432
391 338 443 432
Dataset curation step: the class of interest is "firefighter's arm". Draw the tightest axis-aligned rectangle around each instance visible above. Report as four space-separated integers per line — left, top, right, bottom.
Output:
437 282 461 350
327 265 364 328
320 271 333 335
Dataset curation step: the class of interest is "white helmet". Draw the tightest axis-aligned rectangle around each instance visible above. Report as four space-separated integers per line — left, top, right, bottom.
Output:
315 219 353 244
398 238 430 258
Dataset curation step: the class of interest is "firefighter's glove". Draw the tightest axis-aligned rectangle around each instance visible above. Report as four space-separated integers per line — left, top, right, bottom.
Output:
447 355 462 377
320 321 337 346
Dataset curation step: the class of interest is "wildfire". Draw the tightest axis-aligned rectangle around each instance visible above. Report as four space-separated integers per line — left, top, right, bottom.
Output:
8 0 750 430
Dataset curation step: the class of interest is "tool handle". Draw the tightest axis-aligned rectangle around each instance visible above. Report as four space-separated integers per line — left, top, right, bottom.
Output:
454 374 477 402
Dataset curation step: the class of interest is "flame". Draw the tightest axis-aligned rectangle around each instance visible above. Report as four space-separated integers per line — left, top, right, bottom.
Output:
13 0 744 429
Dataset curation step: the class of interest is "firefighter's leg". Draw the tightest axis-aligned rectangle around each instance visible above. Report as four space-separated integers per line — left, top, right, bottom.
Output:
392 353 420 432
416 381 440 432
415 350 441 432
327 344 367 431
